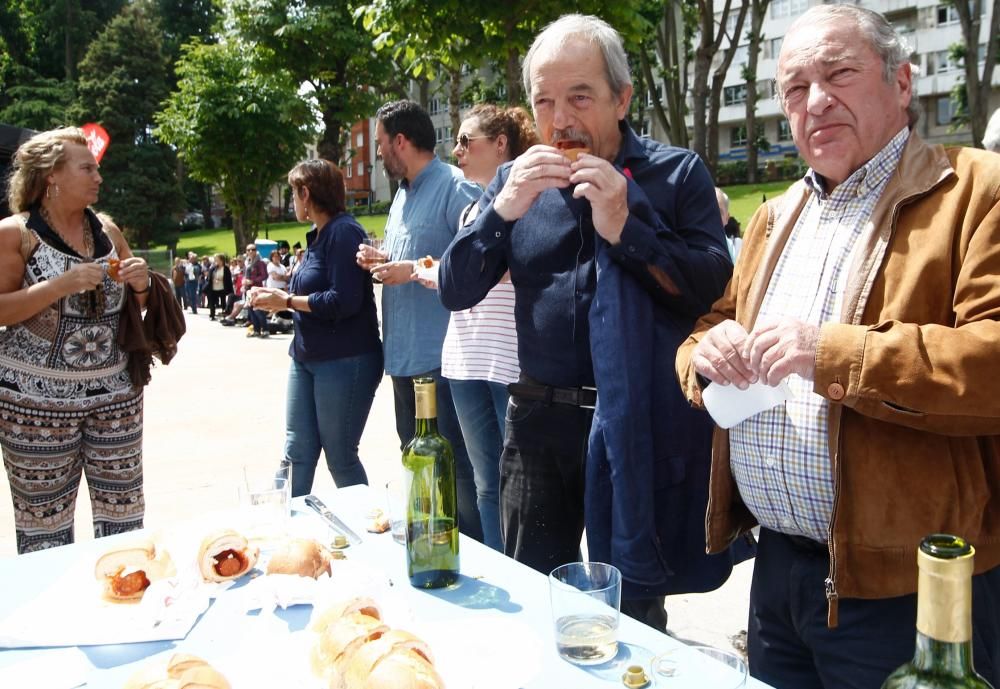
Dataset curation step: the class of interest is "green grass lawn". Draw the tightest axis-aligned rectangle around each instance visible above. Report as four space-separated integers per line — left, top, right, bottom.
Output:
721 180 796 228
168 180 791 257
169 215 388 258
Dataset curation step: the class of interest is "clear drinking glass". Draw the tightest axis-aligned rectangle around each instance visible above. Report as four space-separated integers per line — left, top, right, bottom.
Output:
649 645 748 688
238 466 290 547
549 562 622 666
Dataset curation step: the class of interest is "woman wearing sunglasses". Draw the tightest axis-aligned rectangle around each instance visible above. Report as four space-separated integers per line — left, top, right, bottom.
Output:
416 104 537 551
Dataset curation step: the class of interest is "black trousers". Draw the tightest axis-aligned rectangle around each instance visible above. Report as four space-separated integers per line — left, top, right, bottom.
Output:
749 528 1000 689
500 389 667 632
391 371 483 544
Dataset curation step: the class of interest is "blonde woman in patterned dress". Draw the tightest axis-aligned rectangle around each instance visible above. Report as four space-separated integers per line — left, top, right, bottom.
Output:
0 127 150 553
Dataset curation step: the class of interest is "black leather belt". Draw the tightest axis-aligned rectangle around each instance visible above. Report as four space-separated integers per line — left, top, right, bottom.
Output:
507 382 597 409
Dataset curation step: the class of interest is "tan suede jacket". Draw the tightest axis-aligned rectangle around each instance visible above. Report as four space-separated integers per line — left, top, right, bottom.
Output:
676 133 1000 626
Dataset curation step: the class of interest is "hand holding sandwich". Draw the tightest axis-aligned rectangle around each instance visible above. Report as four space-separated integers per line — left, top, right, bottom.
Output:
492 144 572 221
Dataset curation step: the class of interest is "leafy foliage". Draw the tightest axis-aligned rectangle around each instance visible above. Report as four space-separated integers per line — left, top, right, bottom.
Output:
155 40 315 252
70 2 183 249
227 0 394 162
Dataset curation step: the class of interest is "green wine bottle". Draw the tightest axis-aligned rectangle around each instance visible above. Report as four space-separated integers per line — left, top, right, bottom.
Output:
881 534 994 689
402 377 459 589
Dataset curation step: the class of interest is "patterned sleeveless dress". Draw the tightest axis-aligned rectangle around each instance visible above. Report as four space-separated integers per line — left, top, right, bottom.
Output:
0 209 144 553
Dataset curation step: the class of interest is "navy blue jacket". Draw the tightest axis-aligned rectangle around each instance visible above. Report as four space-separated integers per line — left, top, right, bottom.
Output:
287 213 381 362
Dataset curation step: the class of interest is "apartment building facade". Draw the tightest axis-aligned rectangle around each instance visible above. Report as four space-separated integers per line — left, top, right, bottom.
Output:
663 0 1000 164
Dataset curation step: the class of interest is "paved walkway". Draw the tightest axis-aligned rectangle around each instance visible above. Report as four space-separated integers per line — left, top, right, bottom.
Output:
0 301 752 652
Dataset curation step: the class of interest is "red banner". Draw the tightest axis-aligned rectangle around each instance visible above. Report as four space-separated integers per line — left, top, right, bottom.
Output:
81 123 110 163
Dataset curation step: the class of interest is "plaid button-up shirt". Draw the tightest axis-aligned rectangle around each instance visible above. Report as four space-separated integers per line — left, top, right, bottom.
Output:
729 127 909 543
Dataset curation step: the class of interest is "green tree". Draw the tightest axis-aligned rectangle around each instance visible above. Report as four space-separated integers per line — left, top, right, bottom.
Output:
743 0 772 183
359 0 651 109
636 0 698 147
0 0 124 128
70 2 183 250
227 0 394 163
948 0 1000 147
156 40 314 252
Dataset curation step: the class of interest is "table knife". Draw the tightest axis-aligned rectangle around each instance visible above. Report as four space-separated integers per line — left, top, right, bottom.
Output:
303 495 363 544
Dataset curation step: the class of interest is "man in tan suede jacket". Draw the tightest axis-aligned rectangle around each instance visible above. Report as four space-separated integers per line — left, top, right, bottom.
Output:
676 5 1000 688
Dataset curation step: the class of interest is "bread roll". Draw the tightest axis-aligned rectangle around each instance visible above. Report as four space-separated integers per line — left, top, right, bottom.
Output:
338 629 434 689
197 529 259 582
123 654 230 689
266 538 333 579
310 596 382 633
94 540 175 603
311 611 388 678
364 647 446 689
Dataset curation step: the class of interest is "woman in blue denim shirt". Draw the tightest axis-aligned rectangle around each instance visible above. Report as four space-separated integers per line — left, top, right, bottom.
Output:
251 160 383 495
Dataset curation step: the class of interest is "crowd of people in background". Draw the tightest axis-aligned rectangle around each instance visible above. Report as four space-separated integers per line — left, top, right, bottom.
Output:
170 238 305 336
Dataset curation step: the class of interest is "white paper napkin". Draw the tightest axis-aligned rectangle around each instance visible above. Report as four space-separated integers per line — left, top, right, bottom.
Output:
702 380 793 429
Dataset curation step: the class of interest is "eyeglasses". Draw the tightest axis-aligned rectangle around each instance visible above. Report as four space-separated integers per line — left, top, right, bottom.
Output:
456 133 491 150
246 248 257 252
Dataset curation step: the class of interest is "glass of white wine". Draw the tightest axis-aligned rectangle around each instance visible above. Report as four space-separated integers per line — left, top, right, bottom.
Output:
649 644 747 688
549 562 622 666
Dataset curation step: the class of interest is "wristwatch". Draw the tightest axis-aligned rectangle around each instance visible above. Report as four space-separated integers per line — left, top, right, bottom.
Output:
285 295 294 310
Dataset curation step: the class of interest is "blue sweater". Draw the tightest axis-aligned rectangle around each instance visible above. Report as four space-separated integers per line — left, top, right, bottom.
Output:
287 213 381 362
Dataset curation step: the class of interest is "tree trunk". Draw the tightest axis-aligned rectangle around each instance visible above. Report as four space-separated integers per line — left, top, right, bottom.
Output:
199 183 214 230
449 64 462 142
640 44 672 143
505 46 521 106
708 3 749 175
317 107 343 163
691 43 712 161
745 0 770 183
954 0 1000 147
417 77 430 110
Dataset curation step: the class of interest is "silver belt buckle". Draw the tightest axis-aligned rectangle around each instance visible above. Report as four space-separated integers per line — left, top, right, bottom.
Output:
580 386 597 410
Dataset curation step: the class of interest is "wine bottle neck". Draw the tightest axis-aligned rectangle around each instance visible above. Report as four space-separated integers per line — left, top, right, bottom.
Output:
414 417 439 436
911 632 976 676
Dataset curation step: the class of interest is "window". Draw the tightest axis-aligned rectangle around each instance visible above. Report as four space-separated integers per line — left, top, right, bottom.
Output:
731 126 748 147
929 49 960 75
356 133 363 147
640 119 651 137
771 0 807 20
723 9 743 37
764 37 783 60
937 4 960 25
357 161 364 176
346 165 353 179
936 96 955 126
777 119 792 142
724 84 748 106
429 98 441 115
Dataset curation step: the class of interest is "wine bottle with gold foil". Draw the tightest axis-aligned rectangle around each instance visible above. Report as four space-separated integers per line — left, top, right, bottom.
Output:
881 534 994 689
402 377 459 589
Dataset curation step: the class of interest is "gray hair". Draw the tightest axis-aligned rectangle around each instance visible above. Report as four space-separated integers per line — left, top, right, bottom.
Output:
984 108 1000 152
522 14 632 100
777 5 920 126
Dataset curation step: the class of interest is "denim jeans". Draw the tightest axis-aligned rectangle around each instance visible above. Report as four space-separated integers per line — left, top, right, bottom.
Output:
284 351 383 497
184 281 198 313
248 308 268 334
391 371 484 544
448 378 508 552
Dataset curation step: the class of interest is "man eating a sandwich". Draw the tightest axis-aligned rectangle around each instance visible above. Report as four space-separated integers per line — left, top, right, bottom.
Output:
439 13 744 630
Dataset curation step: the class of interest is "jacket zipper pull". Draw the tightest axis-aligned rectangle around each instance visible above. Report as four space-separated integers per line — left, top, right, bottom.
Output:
824 577 839 627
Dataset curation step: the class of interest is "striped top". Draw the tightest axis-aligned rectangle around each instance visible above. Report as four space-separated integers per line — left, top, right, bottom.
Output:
729 126 909 543
441 280 520 385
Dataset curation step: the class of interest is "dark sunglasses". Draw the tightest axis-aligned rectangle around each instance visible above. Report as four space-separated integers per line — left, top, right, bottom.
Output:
456 133 491 150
